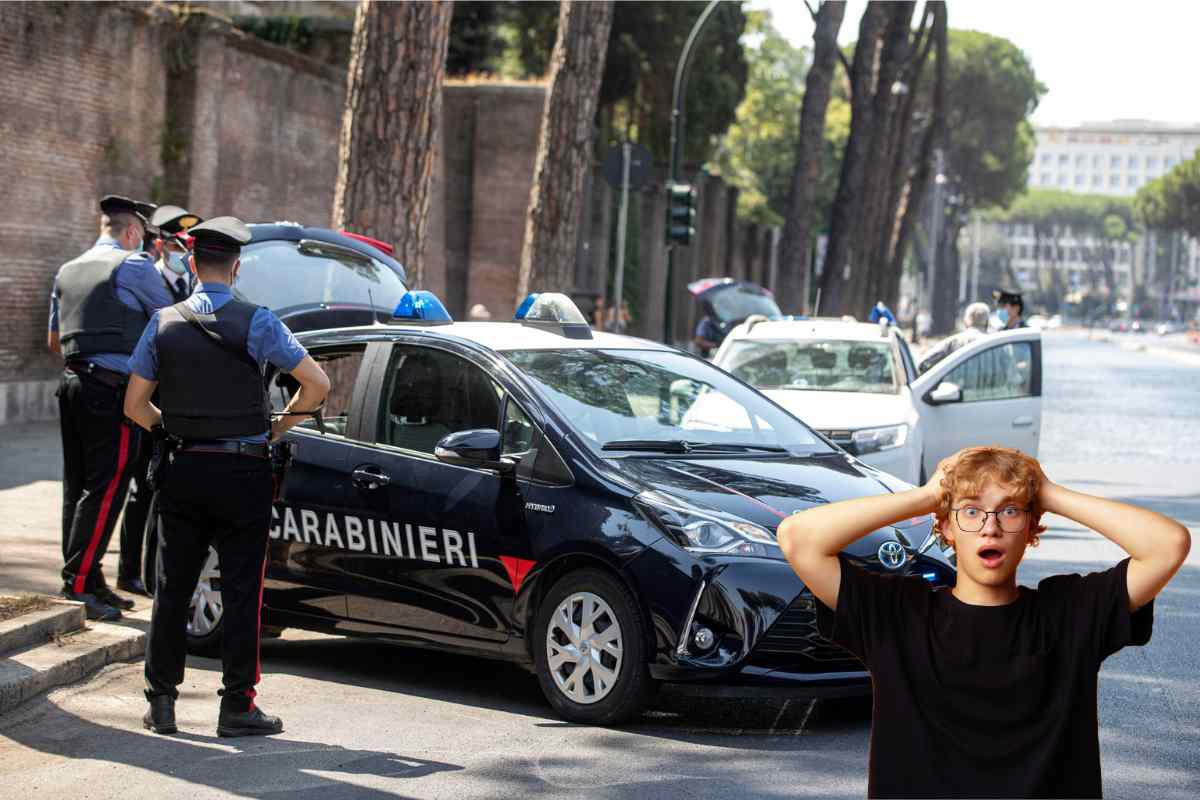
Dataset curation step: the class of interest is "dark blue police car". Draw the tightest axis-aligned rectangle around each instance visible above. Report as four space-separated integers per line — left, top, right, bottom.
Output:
175 292 954 725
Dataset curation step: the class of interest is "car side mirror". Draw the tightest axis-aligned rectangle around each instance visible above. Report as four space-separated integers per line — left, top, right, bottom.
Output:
926 381 962 406
434 429 515 474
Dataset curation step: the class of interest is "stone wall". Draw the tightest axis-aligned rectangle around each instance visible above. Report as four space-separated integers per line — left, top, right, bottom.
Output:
0 2 777 424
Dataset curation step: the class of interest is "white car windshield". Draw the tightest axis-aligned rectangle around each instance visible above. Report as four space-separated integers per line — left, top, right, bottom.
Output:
504 349 828 453
722 339 902 395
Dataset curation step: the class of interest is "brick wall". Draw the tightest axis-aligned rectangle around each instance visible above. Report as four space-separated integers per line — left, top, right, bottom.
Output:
0 3 776 424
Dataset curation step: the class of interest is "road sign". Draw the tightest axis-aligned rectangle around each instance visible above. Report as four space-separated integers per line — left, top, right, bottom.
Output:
602 142 652 191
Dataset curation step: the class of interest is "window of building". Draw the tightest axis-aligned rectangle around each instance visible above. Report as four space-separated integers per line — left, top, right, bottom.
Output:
1128 175 1139 187
1074 174 1085 186
1019 244 1029 259
1110 174 1120 187
1092 154 1102 168
1058 153 1069 166
1110 155 1121 168
1165 156 1176 168
1040 153 1052 165
1040 172 1050 185
1118 247 1129 264
1146 156 1157 170
1092 174 1102 187
1075 154 1086 168
1128 155 1139 169
1058 174 1067 186
1068 247 1078 261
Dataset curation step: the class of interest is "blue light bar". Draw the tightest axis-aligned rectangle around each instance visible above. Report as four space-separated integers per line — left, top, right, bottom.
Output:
514 292 592 339
921 572 938 582
392 290 453 325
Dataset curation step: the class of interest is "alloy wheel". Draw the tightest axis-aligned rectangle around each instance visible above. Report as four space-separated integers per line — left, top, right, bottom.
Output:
545 591 624 705
187 548 222 637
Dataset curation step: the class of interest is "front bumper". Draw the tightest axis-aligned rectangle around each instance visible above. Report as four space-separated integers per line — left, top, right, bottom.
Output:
625 537 950 693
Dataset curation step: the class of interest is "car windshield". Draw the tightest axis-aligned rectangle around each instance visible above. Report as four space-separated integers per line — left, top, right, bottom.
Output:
235 239 407 314
721 339 901 395
707 286 782 323
504 348 827 453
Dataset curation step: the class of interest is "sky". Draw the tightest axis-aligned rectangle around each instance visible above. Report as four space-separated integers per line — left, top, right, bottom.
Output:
751 0 1199 127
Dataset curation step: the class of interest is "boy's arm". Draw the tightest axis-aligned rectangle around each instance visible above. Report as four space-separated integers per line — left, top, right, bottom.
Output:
1040 480 1190 612
778 471 940 611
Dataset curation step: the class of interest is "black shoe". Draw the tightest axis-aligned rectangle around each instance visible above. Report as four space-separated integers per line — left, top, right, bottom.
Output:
217 706 283 738
143 696 177 735
94 584 135 611
116 576 150 597
62 590 122 622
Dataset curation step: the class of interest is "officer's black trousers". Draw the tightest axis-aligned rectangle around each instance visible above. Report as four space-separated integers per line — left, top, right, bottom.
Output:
144 451 272 711
118 439 153 582
58 369 140 594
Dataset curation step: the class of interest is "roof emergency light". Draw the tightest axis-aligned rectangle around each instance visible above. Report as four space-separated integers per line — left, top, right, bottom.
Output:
392 290 453 325
514 293 593 340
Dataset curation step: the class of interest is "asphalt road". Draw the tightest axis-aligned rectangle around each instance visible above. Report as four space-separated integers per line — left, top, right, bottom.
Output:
0 331 1197 799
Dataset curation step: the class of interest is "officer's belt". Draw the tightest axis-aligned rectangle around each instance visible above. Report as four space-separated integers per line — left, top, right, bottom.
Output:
177 440 269 459
65 361 128 389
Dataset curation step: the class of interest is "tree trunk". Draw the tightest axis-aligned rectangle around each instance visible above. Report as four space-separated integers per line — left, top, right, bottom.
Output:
818 2 887 317
776 0 846 315
931 218 962 334
516 0 614 303
332 0 454 287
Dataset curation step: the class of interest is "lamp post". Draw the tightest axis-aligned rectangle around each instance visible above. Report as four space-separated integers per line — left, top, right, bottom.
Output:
662 0 722 345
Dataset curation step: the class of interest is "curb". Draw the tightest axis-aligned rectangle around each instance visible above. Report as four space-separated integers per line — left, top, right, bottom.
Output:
0 622 146 715
0 601 85 657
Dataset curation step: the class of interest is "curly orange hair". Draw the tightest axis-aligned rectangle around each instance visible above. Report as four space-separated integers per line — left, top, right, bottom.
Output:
934 446 1047 547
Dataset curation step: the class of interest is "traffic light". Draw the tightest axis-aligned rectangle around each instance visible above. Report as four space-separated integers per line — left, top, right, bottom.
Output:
666 182 697 246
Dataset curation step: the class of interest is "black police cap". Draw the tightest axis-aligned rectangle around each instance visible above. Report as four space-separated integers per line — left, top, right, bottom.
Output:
99 194 156 226
189 216 252 257
993 288 1023 305
149 205 204 236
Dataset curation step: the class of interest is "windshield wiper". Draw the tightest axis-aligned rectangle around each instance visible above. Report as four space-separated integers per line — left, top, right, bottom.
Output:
600 439 787 453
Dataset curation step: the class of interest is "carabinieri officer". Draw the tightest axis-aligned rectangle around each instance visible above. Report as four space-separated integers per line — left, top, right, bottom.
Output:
124 217 329 737
49 194 177 621
116 204 204 597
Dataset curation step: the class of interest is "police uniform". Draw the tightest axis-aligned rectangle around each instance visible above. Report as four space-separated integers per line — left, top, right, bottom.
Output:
116 205 203 596
131 217 304 737
50 194 176 620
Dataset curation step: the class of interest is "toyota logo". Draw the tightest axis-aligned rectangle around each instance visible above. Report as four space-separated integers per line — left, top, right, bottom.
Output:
878 540 906 570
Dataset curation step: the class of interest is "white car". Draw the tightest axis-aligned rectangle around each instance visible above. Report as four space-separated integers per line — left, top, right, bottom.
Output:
713 318 1042 484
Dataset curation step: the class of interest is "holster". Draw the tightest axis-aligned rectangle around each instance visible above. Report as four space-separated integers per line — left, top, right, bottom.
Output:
269 440 294 502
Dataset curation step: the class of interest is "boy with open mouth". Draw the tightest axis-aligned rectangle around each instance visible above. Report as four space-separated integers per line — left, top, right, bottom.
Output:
778 446 1190 798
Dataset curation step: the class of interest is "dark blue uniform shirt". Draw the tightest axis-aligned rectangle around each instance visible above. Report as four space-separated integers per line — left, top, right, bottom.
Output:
128 282 307 444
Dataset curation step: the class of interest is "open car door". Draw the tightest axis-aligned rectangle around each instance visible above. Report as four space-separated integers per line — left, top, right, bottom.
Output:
911 329 1042 477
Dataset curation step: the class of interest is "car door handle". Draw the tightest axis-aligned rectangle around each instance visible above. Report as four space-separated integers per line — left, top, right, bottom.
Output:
352 466 391 489
1012 416 1034 428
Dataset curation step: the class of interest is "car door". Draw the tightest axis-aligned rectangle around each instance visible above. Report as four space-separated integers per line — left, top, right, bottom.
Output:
263 342 382 622
339 340 529 644
912 330 1042 475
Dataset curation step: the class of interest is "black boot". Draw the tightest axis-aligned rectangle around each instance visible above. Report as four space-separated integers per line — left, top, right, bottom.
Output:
116 576 150 597
217 705 283 738
143 695 177 735
62 590 122 621
94 584 135 611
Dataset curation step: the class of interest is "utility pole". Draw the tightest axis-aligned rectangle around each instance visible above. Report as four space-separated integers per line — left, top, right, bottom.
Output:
663 0 722 344
926 148 945 326
970 210 981 302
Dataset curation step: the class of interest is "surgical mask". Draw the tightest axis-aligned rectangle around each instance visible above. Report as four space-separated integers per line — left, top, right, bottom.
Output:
998 308 1009 324
165 252 188 275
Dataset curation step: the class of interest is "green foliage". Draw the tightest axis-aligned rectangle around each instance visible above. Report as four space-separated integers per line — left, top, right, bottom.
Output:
1003 188 1135 241
942 29 1045 212
234 15 316 51
713 11 847 227
1134 148 1200 237
447 2 507 75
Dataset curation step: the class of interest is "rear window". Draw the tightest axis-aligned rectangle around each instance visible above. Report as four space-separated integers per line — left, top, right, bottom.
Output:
235 239 407 315
722 339 902 395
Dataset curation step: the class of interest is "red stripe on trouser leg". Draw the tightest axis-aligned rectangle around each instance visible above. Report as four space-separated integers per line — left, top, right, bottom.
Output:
250 539 269 708
73 424 131 594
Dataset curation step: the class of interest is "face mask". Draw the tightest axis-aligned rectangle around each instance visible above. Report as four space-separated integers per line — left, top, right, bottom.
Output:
165 252 187 275
997 308 1009 324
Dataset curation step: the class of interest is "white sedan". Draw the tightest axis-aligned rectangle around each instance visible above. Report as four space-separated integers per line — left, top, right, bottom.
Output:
713 318 1042 484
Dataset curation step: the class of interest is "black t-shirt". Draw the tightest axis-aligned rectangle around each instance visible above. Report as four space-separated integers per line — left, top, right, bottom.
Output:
817 555 1153 798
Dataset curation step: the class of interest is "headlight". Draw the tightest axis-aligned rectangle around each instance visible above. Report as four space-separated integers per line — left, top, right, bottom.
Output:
634 490 778 557
852 423 908 454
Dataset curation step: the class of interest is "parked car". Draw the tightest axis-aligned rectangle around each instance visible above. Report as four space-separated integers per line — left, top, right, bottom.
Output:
713 317 1043 484
152 293 954 725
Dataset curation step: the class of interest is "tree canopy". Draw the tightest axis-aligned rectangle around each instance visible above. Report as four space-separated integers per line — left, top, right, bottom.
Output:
1134 147 1200 237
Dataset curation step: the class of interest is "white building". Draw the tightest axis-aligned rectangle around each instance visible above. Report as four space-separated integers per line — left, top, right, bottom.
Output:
1003 120 1200 310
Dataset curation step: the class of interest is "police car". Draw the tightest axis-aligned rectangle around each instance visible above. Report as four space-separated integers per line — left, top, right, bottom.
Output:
172 292 955 725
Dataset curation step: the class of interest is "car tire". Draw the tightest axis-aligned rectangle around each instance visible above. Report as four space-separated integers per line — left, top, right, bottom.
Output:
185 546 224 657
533 568 655 725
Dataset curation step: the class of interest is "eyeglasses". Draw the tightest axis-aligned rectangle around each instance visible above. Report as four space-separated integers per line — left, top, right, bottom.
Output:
952 504 1030 533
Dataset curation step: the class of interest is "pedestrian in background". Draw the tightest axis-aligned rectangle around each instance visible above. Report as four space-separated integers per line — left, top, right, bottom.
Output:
917 301 991 373
125 217 329 738
777 446 1189 798
994 288 1028 330
116 204 204 597
467 303 492 321
49 194 176 620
